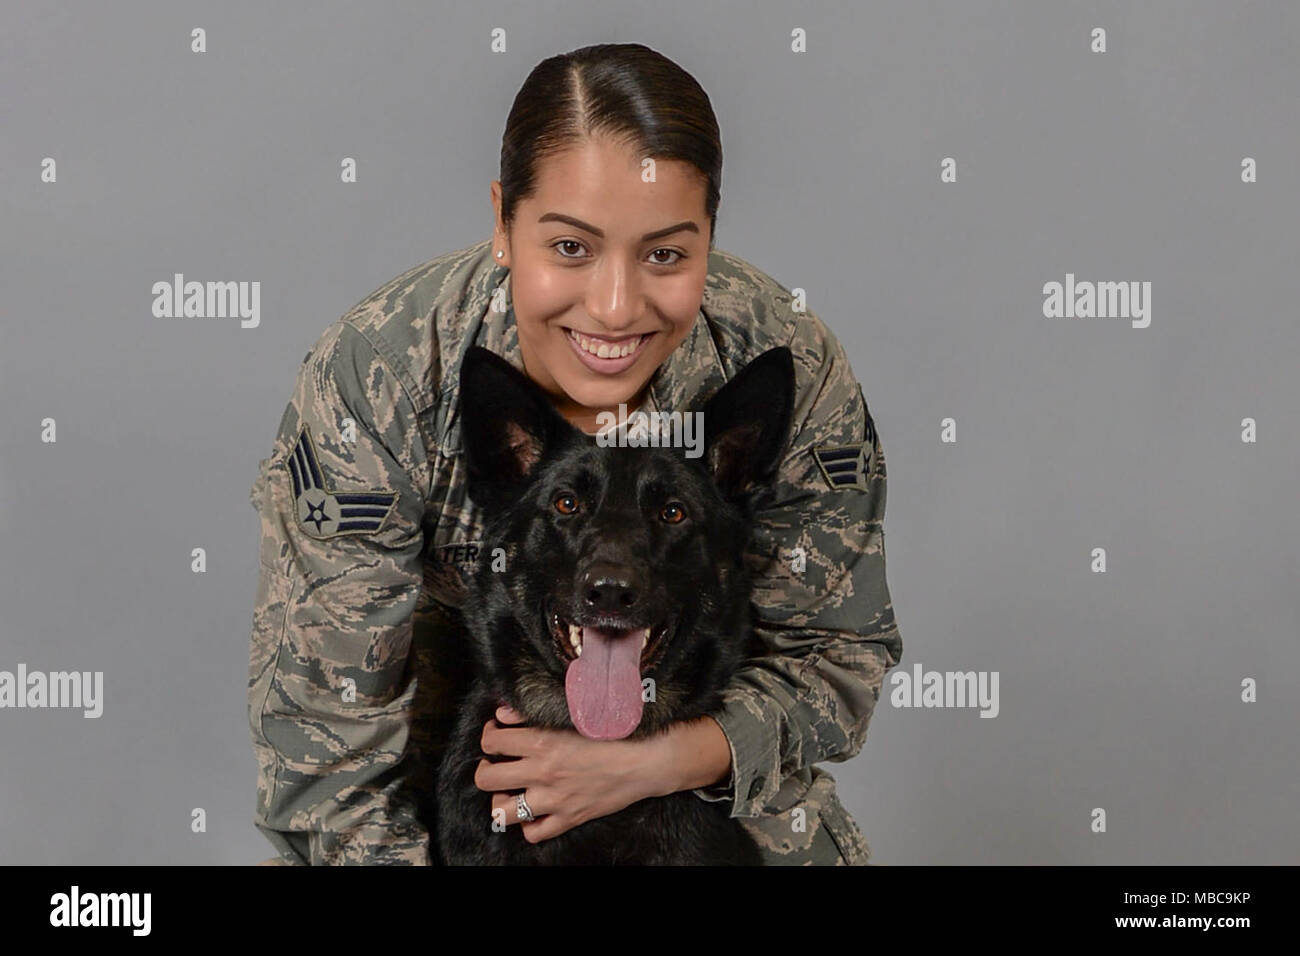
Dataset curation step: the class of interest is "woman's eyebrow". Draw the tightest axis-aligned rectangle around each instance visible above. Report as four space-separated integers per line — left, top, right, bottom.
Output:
538 212 699 242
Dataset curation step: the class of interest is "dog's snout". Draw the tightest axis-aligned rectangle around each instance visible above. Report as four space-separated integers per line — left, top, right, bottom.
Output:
580 564 642 615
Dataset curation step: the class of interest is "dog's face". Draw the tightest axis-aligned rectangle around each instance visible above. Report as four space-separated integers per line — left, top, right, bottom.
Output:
456 345 794 740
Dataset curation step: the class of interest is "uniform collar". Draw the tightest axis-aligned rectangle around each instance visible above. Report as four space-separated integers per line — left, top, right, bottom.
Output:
442 256 727 455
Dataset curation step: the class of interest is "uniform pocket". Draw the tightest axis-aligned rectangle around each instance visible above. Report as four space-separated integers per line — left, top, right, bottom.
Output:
817 782 872 866
249 561 294 699
248 560 296 818
736 768 869 866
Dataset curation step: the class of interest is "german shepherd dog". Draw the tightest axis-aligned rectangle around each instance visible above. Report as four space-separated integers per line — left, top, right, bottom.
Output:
435 344 794 865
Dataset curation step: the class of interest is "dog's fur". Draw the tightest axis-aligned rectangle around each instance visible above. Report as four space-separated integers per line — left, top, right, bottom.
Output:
434 344 794 865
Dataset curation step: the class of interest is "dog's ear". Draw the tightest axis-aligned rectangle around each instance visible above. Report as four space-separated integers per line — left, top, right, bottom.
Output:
701 346 795 501
457 346 577 508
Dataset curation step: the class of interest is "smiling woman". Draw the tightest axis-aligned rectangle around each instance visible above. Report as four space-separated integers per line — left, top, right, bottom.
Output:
490 51 722 432
246 42 901 867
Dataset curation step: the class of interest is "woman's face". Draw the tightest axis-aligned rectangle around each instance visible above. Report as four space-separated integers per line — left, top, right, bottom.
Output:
490 135 711 424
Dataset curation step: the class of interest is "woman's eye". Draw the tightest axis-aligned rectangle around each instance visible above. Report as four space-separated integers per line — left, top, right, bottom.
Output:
660 502 687 524
552 242 683 265
647 248 681 267
554 494 580 515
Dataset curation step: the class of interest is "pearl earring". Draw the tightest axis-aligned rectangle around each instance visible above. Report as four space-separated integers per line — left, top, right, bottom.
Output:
496 250 504 259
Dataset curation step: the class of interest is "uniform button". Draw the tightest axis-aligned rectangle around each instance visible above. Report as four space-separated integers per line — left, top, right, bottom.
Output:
747 777 765 800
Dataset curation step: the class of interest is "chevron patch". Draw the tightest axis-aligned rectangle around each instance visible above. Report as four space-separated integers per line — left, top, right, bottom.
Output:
286 424 398 538
812 442 872 491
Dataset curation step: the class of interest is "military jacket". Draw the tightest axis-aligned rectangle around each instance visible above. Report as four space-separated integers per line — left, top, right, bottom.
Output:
247 238 901 865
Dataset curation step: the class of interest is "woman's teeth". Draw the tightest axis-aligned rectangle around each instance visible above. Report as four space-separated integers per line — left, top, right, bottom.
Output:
568 329 644 359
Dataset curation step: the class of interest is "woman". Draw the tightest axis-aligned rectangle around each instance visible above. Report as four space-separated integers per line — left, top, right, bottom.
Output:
247 42 901 866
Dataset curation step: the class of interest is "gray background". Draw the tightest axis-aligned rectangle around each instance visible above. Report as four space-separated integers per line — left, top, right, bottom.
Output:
1 1 1296 865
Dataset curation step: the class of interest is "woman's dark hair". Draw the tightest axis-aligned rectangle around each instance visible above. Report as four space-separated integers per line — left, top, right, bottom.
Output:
498 43 722 247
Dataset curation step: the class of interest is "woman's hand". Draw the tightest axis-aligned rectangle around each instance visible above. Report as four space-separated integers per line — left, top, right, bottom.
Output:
475 704 732 843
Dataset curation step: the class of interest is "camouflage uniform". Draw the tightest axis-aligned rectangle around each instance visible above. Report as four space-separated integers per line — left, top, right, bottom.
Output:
247 239 902 865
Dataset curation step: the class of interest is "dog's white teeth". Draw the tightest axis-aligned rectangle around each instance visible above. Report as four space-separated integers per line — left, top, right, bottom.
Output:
568 623 583 656
640 628 650 649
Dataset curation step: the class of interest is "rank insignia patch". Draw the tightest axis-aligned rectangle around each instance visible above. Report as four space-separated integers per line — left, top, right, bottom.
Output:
812 442 873 491
286 424 398 538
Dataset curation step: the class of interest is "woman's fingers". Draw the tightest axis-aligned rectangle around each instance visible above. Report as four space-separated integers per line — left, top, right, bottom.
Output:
517 814 568 843
496 704 525 724
490 789 546 828
488 791 576 842
476 708 585 841
480 718 541 756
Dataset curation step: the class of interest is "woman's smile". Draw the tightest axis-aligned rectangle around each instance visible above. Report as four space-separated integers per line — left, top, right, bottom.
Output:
562 326 656 375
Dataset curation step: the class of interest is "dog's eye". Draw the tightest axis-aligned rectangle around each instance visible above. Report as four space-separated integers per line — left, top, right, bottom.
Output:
554 493 580 515
660 502 687 524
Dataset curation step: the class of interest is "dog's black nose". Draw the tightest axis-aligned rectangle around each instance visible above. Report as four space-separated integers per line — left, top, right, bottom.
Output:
580 564 641 615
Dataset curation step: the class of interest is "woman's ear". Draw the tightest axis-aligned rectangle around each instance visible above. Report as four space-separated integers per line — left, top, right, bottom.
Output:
701 346 795 501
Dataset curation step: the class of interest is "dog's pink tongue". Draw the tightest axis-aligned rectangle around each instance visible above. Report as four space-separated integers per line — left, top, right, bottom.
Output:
565 627 643 739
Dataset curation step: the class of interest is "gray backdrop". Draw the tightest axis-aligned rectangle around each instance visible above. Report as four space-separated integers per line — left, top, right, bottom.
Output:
1 1 1296 865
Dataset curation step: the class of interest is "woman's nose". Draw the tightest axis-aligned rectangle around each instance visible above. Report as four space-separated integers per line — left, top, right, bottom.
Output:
585 257 642 332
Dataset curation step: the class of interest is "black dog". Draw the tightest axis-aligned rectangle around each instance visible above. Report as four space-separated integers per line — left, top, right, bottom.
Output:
435 344 794 865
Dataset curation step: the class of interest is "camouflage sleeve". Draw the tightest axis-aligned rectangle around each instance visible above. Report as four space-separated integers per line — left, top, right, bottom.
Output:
691 314 902 817
247 320 433 865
